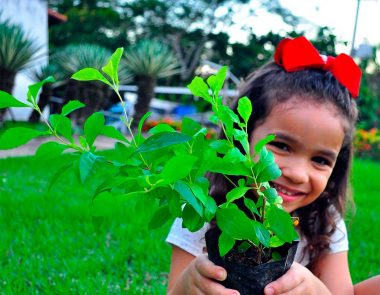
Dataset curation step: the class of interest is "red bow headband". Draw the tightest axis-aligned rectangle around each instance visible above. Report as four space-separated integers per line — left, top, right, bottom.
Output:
274 36 362 98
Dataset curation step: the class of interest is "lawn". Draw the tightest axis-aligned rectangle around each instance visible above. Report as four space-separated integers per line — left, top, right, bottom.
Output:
0 154 379 294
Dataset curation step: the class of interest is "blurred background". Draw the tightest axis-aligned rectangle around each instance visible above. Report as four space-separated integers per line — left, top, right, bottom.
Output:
0 0 379 293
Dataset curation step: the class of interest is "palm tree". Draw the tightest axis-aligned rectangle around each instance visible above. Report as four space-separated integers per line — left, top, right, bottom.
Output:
0 18 42 121
124 40 180 128
54 43 132 125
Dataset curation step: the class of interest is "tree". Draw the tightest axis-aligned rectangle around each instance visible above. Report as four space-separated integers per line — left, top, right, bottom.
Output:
0 18 42 122
49 0 129 51
122 0 300 82
124 40 180 127
54 43 132 125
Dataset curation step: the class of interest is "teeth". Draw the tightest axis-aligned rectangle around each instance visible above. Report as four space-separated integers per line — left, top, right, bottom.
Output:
274 184 294 196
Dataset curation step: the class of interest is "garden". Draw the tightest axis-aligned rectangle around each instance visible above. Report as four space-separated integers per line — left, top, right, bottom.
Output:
1 1 380 294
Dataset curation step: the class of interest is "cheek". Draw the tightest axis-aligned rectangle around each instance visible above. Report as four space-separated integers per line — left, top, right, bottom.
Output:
313 171 333 195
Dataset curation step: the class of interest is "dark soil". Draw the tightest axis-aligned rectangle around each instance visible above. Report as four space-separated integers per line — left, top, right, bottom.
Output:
205 226 298 295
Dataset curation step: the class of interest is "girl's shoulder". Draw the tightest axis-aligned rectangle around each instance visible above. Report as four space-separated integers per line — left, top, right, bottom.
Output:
166 218 209 257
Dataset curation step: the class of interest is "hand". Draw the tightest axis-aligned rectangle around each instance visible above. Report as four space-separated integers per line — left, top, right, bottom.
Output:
169 254 240 295
264 262 332 295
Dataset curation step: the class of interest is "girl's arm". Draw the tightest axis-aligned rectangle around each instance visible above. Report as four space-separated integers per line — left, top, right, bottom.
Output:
264 251 353 295
167 245 239 295
354 275 380 295
314 251 353 294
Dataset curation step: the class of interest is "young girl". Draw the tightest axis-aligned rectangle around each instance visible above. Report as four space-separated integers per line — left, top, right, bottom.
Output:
166 36 362 295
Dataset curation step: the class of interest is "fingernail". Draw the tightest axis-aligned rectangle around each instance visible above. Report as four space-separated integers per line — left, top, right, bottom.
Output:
265 287 274 295
217 270 226 280
230 292 240 295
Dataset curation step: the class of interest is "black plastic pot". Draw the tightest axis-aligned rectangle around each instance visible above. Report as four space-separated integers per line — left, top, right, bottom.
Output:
205 226 299 295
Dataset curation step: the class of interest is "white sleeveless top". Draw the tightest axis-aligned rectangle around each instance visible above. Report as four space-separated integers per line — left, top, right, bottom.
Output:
166 215 348 266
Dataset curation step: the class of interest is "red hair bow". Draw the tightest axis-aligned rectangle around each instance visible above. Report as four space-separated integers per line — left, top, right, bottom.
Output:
274 36 362 98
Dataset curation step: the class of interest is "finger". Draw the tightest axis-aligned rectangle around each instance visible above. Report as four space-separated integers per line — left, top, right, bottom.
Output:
194 255 228 282
264 264 304 294
194 277 240 295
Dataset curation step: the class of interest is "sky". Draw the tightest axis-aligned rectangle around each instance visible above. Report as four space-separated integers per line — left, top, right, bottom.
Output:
227 0 380 54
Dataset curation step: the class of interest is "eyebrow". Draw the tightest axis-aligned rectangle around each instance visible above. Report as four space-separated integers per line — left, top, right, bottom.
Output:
272 132 339 161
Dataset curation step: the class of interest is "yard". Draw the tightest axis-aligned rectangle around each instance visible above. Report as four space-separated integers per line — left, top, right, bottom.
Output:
0 154 379 294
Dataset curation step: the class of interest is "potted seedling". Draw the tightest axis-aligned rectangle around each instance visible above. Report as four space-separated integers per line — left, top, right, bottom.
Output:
0 48 298 294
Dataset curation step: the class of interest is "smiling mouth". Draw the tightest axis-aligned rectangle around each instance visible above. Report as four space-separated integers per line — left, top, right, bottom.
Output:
271 182 305 201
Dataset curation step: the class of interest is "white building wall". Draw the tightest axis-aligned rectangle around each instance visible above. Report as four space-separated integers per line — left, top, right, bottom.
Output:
0 0 48 120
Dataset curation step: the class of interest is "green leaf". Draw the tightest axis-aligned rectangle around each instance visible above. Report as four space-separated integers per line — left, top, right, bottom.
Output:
71 68 112 87
216 207 258 244
79 152 100 182
269 236 286 248
237 96 252 124
257 162 282 183
101 47 123 86
61 100 86 116
101 125 129 143
221 105 239 124
161 154 197 183
137 111 152 143
219 232 235 257
237 241 252 253
27 76 55 105
187 76 212 102
48 161 75 191
168 193 182 218
84 112 105 146
224 147 246 163
226 186 251 203
204 196 217 222
209 139 231 154
207 66 227 95
35 141 68 160
148 204 171 229
181 117 202 136
254 148 282 183
252 221 270 247
174 180 203 217
244 198 260 216
254 134 276 154
188 183 208 206
266 205 298 243
136 132 192 153
263 188 280 204
182 204 205 232
49 114 73 142
148 123 175 134
0 127 47 149
0 91 30 109
208 156 251 176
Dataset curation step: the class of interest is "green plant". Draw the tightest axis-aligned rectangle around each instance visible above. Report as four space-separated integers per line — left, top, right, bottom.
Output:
0 48 297 259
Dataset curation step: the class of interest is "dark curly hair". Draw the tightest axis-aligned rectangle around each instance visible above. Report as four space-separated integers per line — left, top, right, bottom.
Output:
208 61 358 270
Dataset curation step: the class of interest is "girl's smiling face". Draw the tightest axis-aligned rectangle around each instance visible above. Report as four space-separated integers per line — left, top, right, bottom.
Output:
250 96 346 213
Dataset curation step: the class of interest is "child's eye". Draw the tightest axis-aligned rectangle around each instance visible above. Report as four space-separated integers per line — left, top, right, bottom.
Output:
312 156 331 166
267 141 289 152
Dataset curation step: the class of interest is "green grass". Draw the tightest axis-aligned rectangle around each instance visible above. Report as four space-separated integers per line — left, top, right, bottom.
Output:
348 159 380 282
0 155 379 293
0 154 172 294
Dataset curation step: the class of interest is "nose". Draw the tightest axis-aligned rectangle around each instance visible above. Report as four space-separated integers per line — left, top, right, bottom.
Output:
281 158 309 184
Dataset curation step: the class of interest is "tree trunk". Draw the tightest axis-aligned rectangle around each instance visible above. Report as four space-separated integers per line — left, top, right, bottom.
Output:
132 75 156 130
0 69 16 122
28 85 52 123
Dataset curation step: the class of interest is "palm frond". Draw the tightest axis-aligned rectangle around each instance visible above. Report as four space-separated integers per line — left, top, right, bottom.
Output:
0 18 43 73
124 40 180 78
53 43 132 84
